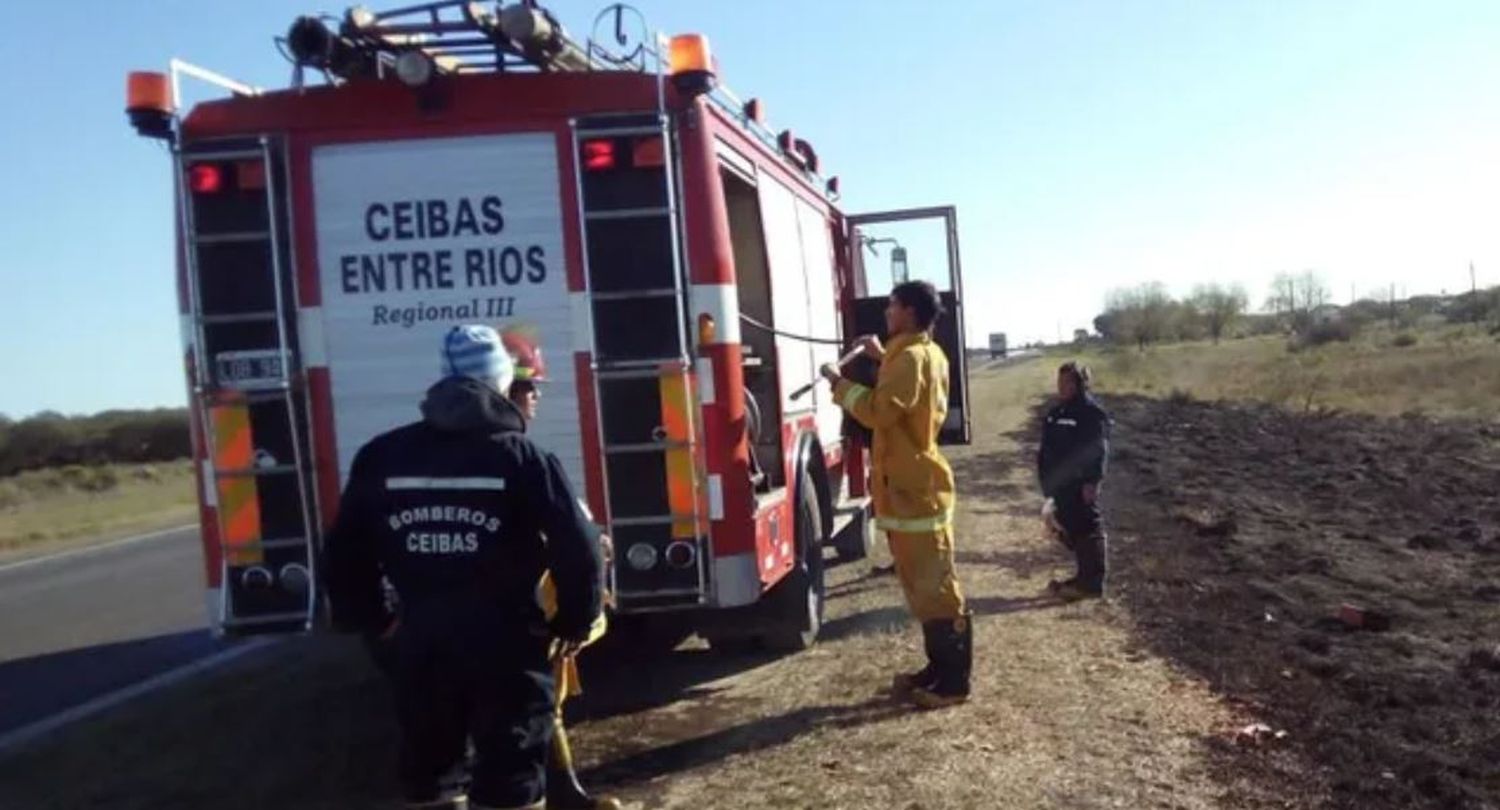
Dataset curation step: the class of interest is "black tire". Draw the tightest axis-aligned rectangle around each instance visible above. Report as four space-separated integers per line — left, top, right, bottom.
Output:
834 506 875 562
761 472 825 652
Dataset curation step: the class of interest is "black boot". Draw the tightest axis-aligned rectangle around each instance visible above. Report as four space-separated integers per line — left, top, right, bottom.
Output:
911 613 973 709
546 719 623 810
890 621 944 694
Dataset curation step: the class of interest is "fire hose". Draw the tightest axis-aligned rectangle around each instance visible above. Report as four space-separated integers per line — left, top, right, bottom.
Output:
737 314 870 401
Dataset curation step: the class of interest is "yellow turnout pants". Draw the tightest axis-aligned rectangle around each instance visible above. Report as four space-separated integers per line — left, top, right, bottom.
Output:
887 527 966 622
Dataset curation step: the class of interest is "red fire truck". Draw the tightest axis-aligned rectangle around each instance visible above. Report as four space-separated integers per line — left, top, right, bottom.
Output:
125 1 970 651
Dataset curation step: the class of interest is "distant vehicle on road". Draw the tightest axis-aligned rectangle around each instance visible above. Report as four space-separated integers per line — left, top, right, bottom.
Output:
989 332 1008 359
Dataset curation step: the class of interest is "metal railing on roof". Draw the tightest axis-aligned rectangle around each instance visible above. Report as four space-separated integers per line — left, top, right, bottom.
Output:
275 1 838 198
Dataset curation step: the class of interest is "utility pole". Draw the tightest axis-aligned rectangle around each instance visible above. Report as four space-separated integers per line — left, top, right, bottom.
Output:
1389 283 1397 328
1472 261 1479 323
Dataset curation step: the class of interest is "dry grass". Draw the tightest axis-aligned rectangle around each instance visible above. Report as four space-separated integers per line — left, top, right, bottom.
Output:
570 364 1242 809
0 461 197 559
1068 326 1500 420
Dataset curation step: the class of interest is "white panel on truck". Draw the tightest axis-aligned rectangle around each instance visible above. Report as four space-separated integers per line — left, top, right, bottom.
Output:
312 133 584 489
795 199 843 447
758 176 814 416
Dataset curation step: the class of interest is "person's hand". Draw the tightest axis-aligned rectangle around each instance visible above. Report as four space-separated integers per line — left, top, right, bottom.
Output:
819 363 842 385
599 533 614 567
856 334 885 359
552 637 585 661
599 533 618 608
378 616 401 640
1081 483 1100 505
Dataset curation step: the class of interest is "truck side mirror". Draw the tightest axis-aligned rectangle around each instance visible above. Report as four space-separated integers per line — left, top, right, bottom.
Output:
890 246 908 285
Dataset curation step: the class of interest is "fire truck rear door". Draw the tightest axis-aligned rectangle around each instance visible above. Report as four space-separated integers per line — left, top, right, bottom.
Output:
846 206 971 445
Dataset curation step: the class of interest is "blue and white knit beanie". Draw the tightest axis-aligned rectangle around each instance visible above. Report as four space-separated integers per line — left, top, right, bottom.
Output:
442 325 515 393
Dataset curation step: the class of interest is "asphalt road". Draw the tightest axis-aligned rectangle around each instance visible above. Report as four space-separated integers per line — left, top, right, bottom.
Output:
0 528 232 738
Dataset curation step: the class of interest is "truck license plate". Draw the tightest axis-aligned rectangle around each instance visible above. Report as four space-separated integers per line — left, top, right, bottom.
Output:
215 350 288 390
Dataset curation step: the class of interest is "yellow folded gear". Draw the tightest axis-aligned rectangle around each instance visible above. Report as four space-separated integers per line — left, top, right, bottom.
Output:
537 571 609 645
554 652 583 704
538 571 607 702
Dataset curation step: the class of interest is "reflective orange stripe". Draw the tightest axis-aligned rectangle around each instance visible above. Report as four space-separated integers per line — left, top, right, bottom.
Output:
210 396 263 566
659 367 701 539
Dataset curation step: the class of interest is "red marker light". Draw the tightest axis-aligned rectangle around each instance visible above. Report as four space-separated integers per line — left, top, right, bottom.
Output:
236 160 266 191
189 164 223 194
582 139 616 171
632 137 665 169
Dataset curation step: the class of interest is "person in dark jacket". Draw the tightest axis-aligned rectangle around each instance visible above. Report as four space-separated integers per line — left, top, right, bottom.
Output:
1037 361 1111 600
502 328 622 810
324 324 603 810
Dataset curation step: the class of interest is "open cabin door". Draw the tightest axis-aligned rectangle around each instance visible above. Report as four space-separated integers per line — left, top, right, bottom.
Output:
846 206 971 445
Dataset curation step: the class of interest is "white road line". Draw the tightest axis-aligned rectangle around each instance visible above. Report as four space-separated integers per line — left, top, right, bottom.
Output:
0 525 197 574
0 636 278 756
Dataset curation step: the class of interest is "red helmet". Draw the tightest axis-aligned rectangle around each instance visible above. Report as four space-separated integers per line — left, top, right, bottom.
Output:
502 328 547 383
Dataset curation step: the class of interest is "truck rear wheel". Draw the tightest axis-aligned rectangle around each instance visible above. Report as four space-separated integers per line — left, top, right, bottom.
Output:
761 473 825 652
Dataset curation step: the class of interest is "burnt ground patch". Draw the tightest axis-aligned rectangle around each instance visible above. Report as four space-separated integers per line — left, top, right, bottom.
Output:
1102 393 1500 809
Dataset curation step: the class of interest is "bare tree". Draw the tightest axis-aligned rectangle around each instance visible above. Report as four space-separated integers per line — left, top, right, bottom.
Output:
1294 271 1330 315
1266 271 1330 332
1190 283 1249 344
1104 282 1173 349
1266 273 1297 318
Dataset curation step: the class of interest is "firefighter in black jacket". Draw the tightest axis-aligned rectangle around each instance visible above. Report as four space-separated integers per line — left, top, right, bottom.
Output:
1037 362 1111 600
324 324 603 810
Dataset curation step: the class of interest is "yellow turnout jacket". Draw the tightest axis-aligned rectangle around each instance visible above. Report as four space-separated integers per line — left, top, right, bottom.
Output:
834 331 955 532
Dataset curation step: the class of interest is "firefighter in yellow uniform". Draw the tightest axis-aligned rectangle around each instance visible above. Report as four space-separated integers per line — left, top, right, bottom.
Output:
535 573 618 810
506 329 623 810
821 281 973 709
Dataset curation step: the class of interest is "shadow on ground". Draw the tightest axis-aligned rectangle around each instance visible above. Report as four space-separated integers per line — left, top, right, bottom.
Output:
0 624 800 810
581 698 908 790
0 630 226 736
950 444 1035 521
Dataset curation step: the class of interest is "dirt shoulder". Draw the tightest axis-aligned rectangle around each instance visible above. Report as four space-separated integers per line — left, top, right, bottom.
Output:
0 366 1251 809
566 364 1241 809
0 461 197 564
1104 393 1500 809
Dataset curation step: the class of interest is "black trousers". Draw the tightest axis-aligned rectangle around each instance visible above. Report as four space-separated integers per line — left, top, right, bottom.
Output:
1054 486 1108 592
385 611 555 808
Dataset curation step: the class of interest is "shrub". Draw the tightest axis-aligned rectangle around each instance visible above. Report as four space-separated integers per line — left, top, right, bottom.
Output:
51 464 120 493
1289 319 1356 352
1393 332 1419 348
0 408 189 476
79 466 121 493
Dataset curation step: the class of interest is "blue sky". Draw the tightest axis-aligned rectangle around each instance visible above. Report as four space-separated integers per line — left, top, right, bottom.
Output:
2 1 1497 416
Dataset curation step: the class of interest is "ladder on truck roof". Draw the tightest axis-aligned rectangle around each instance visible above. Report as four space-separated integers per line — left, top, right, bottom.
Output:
177 136 319 635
